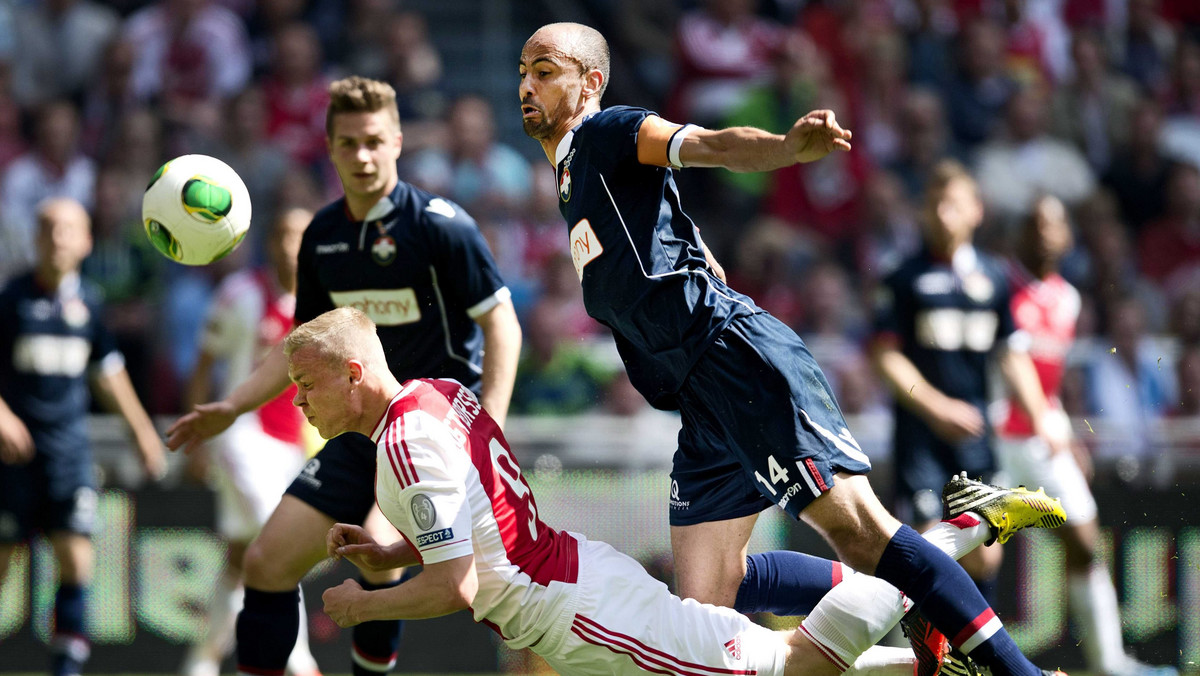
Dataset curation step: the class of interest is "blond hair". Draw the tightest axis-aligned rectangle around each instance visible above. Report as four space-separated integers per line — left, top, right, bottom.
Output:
284 307 388 373
325 76 401 137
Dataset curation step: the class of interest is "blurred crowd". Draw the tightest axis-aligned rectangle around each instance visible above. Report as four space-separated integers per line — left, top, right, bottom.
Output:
0 0 1199 463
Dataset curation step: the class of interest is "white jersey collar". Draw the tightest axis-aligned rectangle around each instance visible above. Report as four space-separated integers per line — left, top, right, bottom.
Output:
554 130 575 166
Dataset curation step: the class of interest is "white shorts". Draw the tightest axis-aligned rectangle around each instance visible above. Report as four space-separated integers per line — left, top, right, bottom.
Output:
997 435 1097 525
530 536 787 676
210 416 307 541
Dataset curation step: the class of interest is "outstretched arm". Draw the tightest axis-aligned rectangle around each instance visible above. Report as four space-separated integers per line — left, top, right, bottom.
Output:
166 342 291 453
322 553 477 626
641 110 852 173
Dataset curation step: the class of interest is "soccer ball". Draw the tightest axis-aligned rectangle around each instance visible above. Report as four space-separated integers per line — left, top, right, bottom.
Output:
142 154 251 266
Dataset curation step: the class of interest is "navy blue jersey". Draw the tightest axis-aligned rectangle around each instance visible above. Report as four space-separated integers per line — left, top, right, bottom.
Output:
0 272 120 445
295 181 508 393
874 246 1017 459
554 106 761 407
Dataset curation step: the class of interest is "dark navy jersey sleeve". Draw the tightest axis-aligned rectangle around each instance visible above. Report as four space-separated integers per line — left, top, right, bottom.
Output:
581 105 650 170
422 199 508 318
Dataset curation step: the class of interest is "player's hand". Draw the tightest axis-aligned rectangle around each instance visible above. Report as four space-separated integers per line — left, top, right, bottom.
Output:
926 397 986 443
166 401 238 453
0 411 34 465
327 523 391 572
323 578 367 627
1034 410 1072 460
787 110 852 164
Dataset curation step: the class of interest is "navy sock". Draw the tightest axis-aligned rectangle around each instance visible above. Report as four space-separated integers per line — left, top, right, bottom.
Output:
873 525 1038 676
51 583 89 676
236 587 300 676
351 575 408 676
734 551 844 616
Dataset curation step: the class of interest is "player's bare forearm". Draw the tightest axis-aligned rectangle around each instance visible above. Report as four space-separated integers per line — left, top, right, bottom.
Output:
677 110 851 172
225 341 292 415
95 367 157 440
324 556 477 625
999 348 1047 423
871 345 944 419
95 367 167 478
183 350 217 412
476 300 522 430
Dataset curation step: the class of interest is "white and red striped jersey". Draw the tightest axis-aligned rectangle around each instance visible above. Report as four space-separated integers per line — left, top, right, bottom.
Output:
201 269 304 445
371 379 580 642
998 264 1080 437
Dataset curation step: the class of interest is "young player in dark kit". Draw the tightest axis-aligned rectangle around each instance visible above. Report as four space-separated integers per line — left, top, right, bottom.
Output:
166 77 521 676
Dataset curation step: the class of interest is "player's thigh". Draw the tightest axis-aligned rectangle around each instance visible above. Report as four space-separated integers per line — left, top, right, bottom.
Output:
48 531 92 585
669 512 758 606
799 473 900 573
673 316 872 528
543 537 786 676
282 432 379 525
243 494 334 590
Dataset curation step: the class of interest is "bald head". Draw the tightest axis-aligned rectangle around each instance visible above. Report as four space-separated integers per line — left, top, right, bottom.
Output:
525 23 610 99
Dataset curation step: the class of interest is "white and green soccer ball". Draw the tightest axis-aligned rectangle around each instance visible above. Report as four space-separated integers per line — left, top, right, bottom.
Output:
142 154 251 266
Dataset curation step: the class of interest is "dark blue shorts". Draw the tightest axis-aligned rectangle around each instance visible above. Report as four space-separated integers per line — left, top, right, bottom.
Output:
283 431 379 525
669 313 873 526
0 429 98 541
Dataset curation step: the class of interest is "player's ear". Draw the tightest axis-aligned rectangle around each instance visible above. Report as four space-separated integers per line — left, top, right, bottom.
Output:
582 68 604 99
347 360 365 385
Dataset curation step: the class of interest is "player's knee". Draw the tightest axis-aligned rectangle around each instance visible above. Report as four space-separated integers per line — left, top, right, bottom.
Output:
242 538 300 590
675 561 743 606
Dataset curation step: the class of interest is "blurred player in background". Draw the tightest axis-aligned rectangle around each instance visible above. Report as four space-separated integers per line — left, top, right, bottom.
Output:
289 307 1042 676
179 208 320 676
997 195 1176 676
518 23 1063 676
0 198 165 676
870 160 1063 601
166 76 521 676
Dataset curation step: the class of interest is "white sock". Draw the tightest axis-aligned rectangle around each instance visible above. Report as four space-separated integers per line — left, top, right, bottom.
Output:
1069 563 1127 675
846 646 918 676
286 586 321 676
799 514 992 668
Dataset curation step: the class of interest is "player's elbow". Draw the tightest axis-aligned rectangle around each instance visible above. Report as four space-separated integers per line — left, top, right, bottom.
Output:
451 566 479 610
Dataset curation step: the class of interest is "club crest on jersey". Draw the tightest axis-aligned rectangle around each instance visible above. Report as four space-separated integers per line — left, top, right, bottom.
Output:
62 298 90 328
963 272 995 303
559 148 575 202
411 493 437 531
371 234 398 266
559 168 572 202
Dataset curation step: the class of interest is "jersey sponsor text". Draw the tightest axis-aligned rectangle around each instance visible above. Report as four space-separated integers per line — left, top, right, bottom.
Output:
329 289 421 326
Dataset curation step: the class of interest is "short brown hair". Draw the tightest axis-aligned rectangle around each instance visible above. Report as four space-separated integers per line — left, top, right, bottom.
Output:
325 76 401 137
924 158 977 209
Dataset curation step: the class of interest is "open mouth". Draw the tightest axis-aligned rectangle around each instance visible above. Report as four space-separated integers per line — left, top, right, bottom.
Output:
521 105 541 118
